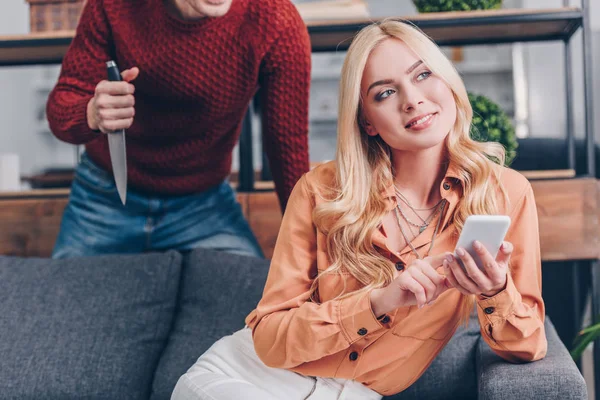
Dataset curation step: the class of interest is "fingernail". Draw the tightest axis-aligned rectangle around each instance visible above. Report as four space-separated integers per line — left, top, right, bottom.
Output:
443 259 448 269
446 254 454 263
456 248 465 256
473 241 482 250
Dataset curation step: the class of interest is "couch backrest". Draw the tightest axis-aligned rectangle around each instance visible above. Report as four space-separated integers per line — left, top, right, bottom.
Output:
0 251 182 400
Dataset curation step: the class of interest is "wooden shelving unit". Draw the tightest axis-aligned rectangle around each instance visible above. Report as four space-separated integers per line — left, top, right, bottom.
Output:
0 8 584 65
0 7 588 178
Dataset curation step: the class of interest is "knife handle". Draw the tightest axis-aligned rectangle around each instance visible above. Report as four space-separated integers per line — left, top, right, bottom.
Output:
106 60 122 82
106 61 126 135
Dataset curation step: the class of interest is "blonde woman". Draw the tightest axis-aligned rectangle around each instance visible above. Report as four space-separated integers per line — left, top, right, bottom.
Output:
171 19 547 400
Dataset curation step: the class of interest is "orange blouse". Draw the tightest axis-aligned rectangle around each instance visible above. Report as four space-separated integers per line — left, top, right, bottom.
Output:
245 161 546 396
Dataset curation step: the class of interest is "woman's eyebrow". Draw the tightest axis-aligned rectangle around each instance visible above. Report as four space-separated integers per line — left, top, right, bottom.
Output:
406 60 423 74
367 79 394 95
366 60 424 95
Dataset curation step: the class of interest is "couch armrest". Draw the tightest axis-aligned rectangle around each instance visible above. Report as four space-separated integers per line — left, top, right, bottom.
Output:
476 318 587 400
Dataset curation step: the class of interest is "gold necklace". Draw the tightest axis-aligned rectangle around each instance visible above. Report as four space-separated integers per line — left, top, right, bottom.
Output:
393 200 446 260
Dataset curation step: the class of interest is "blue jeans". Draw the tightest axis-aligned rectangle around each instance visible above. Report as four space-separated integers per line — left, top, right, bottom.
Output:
52 153 264 259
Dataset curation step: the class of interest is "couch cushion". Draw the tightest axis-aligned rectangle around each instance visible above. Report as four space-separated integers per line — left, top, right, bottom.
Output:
384 312 480 400
477 318 587 400
150 248 270 400
0 251 182 400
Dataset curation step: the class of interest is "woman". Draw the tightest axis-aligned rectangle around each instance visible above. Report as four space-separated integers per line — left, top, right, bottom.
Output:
171 19 547 400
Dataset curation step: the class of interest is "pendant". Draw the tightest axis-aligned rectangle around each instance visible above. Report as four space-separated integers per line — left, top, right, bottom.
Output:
419 225 426 234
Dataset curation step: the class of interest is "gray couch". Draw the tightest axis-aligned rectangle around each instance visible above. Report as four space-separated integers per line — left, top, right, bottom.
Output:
0 248 587 400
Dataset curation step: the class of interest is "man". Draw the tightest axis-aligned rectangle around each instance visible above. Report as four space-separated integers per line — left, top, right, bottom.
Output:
47 0 311 258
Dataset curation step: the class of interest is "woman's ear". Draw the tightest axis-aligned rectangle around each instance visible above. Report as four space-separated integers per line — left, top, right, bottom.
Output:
359 112 378 136
364 120 378 136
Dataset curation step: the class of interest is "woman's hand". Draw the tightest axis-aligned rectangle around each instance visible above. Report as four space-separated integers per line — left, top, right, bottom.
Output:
370 253 452 316
444 241 513 297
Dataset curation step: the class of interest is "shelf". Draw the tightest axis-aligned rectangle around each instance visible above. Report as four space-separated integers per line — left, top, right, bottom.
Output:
0 30 73 66
309 115 337 123
520 169 576 180
0 188 70 199
311 69 341 80
308 7 583 51
0 7 583 66
455 62 512 74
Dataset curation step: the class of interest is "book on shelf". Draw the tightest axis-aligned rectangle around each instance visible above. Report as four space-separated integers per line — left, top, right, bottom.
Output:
294 0 369 21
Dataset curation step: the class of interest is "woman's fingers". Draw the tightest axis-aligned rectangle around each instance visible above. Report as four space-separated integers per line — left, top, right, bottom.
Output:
401 276 427 308
454 248 491 292
495 241 513 267
409 268 437 304
423 253 448 268
411 260 450 305
443 264 471 295
447 250 481 294
417 261 449 301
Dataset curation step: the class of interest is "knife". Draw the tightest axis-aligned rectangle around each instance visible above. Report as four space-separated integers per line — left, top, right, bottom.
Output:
106 60 128 205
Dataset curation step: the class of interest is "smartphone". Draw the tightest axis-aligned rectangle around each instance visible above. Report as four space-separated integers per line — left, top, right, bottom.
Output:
454 215 511 269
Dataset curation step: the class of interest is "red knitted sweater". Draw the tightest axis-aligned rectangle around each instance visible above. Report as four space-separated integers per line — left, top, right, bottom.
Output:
47 0 311 209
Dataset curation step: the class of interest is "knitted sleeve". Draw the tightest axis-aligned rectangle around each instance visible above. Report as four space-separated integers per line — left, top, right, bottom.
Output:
259 7 311 211
46 0 112 144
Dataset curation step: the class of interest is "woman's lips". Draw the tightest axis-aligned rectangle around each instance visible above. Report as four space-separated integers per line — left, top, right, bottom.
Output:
405 113 437 131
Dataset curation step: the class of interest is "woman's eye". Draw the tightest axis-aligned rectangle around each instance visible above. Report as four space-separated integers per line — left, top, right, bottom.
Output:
376 89 395 101
416 71 432 81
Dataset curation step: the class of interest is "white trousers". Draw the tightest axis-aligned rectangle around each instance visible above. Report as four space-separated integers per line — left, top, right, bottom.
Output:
171 327 382 400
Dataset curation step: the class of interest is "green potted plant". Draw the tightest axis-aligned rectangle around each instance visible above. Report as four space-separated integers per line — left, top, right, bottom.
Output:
571 322 600 361
468 92 518 166
412 0 502 13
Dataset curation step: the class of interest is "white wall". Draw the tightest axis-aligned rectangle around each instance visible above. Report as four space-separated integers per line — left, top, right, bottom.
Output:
0 1 74 178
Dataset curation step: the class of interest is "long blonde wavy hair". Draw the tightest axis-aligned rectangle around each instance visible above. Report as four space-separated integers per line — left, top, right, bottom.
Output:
311 20 509 324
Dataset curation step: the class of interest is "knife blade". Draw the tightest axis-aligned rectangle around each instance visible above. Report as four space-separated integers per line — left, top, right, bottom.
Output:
106 60 128 205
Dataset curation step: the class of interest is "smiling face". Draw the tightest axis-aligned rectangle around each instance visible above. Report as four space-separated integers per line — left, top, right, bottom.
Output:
360 38 457 153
